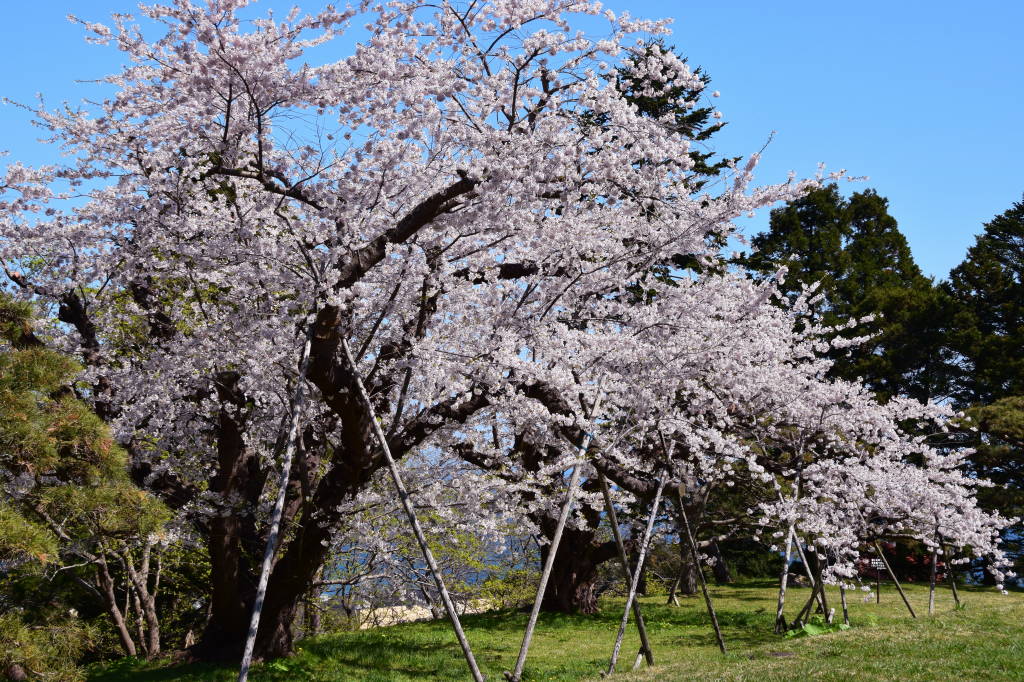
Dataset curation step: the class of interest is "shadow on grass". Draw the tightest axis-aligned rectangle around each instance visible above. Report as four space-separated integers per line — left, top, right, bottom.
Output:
87 657 232 682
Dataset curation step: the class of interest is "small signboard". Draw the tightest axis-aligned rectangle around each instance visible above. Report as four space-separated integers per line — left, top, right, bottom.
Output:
870 559 885 570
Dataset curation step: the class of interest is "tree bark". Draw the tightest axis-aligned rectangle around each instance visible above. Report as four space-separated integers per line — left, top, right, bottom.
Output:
124 543 162 658
677 552 700 596
709 541 733 585
537 527 617 614
95 557 137 657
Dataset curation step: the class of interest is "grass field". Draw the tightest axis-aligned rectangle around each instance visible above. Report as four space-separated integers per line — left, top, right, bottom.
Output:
87 580 1024 681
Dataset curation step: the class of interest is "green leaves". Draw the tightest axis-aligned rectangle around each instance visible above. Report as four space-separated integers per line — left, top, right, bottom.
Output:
784 615 851 638
741 184 952 402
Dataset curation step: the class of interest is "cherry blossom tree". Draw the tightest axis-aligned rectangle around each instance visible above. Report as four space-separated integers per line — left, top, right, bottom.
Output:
0 0 1008 667
0 0 821 660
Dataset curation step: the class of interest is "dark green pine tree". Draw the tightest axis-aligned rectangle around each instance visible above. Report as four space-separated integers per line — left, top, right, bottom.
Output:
944 198 1024 579
741 184 954 402
613 39 733 187
944 197 1024 404
611 40 738 283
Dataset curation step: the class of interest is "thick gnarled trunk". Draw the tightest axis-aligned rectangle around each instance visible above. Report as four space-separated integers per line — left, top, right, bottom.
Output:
537 526 618 614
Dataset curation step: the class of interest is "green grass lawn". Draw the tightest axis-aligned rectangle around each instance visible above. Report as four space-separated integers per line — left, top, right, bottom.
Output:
87 580 1024 681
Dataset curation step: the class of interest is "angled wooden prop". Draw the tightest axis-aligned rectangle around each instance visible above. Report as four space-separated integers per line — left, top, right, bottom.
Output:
605 473 666 676
874 540 916 619
677 489 727 654
239 321 315 682
340 337 485 682
505 391 603 682
597 472 656 670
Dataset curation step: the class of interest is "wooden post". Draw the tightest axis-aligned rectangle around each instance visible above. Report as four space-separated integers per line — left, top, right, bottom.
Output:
678 491 727 654
774 523 796 633
239 324 314 682
505 394 603 682
839 585 849 625
340 338 485 682
606 475 665 675
598 473 655 668
873 541 916 619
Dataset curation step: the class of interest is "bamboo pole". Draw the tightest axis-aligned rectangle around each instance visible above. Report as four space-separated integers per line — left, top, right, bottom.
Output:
678 491 727 654
340 338 485 682
873 541 916 618
606 475 665 675
597 473 655 668
239 324 314 682
505 393 603 682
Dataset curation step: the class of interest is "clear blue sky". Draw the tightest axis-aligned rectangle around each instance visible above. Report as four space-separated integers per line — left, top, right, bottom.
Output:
3 1 1022 279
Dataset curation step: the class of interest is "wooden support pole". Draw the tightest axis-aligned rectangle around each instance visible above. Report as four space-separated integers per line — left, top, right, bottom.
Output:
606 475 665 675
944 544 962 608
666 573 681 606
795 540 827 614
839 585 849 625
239 324 314 682
340 338 485 682
598 473 655 669
874 541 916 619
811 554 830 620
928 543 939 617
774 523 796 633
678 491 727 654
505 394 603 682
792 578 821 627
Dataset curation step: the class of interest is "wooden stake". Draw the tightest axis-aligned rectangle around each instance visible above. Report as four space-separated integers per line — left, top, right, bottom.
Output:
839 585 849 625
678 491 727 654
239 324 314 682
606 475 665 675
505 393 603 682
873 541 916 619
598 473 655 669
340 338 485 682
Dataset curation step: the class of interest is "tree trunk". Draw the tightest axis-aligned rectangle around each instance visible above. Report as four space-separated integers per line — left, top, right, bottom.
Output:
537 527 616 614
95 557 137 657
677 549 699 596
195 372 266 661
124 543 162 658
710 541 733 585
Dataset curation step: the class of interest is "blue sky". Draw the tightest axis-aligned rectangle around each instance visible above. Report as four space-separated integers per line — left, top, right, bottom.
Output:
2 1 1022 279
